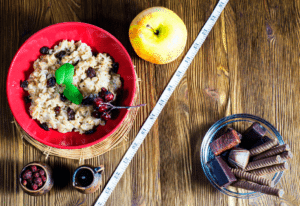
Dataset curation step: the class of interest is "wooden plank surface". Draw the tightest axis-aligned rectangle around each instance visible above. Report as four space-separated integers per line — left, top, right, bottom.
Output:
1 0 300 205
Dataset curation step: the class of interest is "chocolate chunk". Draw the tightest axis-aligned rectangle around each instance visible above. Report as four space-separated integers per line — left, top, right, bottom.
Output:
210 129 241 156
55 51 66 59
240 122 267 149
47 77 56 87
111 62 119 73
228 147 250 169
24 95 31 104
207 156 237 188
54 106 61 115
60 93 67 102
86 67 96 78
40 46 49 54
40 123 49 131
82 97 94 105
84 127 97 135
67 107 75 120
20 80 28 89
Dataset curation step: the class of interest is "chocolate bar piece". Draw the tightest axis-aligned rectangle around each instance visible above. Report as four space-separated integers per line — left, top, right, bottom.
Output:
210 129 241 156
207 156 237 188
227 128 242 139
228 147 250 169
240 122 267 149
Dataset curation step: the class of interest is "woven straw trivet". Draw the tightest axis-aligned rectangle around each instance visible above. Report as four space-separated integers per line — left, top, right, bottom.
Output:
13 74 141 162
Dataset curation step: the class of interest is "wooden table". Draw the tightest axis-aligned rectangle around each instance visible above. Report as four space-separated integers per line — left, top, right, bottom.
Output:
1 0 300 205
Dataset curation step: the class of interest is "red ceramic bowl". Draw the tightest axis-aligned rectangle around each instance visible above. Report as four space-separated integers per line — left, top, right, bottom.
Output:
7 22 136 149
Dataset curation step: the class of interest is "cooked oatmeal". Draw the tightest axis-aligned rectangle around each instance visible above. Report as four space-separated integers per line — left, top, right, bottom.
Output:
24 40 122 134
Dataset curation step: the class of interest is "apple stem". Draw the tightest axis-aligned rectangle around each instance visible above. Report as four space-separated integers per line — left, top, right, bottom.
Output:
146 24 159 35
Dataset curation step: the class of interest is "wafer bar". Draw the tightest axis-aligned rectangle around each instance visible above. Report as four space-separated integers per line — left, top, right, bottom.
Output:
245 155 282 171
240 122 267 149
231 180 284 197
251 136 272 149
231 168 273 187
249 162 288 176
279 151 293 161
207 156 237 188
249 138 278 156
210 129 241 156
252 144 290 161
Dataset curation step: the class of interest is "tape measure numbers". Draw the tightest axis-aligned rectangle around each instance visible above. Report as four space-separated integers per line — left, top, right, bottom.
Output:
95 0 229 205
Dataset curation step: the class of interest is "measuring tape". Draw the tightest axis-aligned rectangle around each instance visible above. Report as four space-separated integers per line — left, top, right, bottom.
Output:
95 0 229 205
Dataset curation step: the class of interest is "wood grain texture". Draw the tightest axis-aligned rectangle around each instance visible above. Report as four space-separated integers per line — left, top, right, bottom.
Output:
1 0 300 205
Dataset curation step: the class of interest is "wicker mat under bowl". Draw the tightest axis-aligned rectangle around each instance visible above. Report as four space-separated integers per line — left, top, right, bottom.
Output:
13 77 141 161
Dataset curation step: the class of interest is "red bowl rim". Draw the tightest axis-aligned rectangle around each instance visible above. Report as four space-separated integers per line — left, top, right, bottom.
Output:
6 22 136 149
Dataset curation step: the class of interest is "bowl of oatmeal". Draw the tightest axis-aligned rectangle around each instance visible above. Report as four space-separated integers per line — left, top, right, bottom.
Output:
7 22 136 149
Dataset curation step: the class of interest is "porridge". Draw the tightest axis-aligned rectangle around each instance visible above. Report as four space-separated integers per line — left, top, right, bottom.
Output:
22 40 122 134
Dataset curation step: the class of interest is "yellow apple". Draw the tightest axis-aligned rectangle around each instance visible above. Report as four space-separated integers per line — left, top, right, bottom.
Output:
129 7 187 64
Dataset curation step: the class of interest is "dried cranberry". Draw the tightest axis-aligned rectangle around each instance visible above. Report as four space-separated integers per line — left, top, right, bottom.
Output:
104 91 114 102
82 97 94 105
22 179 27 186
24 95 31 104
31 183 38 190
93 97 103 107
41 175 47 182
67 107 75 120
60 93 67 102
86 67 96 78
40 46 49 54
111 62 119 73
39 169 45 176
40 123 49 131
47 77 56 87
22 170 32 180
20 80 28 89
84 128 97 135
99 87 107 98
98 104 109 112
37 181 43 187
34 177 42 184
55 50 66 59
101 112 111 121
33 172 40 178
54 106 61 115
30 166 38 172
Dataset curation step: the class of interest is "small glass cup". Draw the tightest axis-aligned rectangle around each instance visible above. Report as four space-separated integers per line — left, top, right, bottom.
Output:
200 114 285 199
